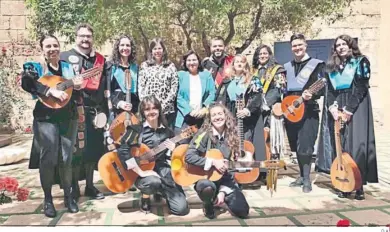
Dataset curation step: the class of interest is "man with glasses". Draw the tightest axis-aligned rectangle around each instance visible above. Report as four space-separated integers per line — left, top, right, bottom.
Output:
60 23 107 201
283 33 325 193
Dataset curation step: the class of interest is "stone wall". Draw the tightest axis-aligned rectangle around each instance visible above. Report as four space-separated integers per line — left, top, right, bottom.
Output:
0 0 387 131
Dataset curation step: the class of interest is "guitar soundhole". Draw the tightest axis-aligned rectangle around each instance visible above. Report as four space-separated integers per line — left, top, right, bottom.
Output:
292 100 300 108
112 162 125 182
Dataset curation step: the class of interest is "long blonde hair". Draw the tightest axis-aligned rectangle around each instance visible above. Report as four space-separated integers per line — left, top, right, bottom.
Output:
227 54 252 85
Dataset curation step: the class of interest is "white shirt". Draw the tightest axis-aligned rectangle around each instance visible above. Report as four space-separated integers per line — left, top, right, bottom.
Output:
189 74 203 111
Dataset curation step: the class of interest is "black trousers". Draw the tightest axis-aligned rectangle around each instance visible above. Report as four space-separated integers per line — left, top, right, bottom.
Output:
194 179 249 218
285 111 319 180
135 163 189 216
34 119 77 198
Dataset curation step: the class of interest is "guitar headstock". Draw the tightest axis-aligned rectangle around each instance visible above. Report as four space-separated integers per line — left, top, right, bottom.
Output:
125 69 131 90
235 93 245 111
180 126 198 139
81 66 103 80
263 159 287 170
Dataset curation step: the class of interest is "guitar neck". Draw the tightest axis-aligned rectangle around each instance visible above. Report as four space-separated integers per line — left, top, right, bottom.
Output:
228 160 275 169
151 134 185 156
237 118 244 150
334 120 343 164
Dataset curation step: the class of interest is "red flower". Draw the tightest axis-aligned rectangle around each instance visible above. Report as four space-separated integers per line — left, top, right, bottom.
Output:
0 178 5 191
24 126 32 133
337 219 350 227
1 46 6 55
16 188 29 201
2 177 18 193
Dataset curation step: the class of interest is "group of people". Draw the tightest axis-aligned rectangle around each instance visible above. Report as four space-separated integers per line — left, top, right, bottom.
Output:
20 22 378 220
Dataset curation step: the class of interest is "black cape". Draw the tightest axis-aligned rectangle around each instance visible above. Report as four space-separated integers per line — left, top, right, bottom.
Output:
315 57 378 185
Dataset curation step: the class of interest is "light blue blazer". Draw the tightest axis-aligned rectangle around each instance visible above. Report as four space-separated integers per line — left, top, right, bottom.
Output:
175 70 216 128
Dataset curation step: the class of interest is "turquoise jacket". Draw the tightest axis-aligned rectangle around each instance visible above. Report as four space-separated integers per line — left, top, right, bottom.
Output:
175 70 216 128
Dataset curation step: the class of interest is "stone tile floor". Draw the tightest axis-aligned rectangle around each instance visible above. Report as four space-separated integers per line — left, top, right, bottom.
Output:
0 126 390 226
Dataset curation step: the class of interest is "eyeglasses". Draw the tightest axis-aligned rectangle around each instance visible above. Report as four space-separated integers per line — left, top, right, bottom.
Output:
77 34 92 39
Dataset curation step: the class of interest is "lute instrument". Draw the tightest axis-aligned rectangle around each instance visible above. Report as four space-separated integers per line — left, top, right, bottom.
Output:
28 65 103 109
98 126 198 193
171 146 286 192
109 69 140 144
330 112 362 192
233 94 260 184
273 78 327 123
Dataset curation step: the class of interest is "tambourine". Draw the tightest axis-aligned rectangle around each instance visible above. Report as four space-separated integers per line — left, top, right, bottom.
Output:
272 103 283 117
92 109 107 129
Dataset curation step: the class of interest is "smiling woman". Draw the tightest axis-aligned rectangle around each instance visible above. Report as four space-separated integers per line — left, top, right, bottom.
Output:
20 34 80 218
174 50 216 143
138 38 178 129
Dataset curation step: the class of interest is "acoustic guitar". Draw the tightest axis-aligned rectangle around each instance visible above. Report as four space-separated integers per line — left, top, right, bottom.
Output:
98 126 198 193
233 94 260 184
109 69 140 144
34 66 103 109
170 145 286 187
330 113 362 193
273 78 327 123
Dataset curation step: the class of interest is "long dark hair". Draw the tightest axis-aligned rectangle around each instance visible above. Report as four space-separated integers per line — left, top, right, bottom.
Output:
200 103 239 157
326 34 362 73
252 44 277 69
145 38 171 67
180 50 204 72
139 95 169 129
39 34 59 49
110 35 137 65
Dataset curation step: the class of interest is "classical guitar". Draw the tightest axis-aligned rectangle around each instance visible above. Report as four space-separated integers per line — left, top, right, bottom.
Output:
109 69 140 144
34 66 103 109
98 126 198 193
233 94 260 184
273 78 327 123
330 112 362 193
171 145 286 187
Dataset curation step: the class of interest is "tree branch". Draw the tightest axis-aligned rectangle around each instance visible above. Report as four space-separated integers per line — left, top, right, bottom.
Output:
135 18 149 60
202 30 210 56
175 9 193 50
235 4 263 54
225 9 237 45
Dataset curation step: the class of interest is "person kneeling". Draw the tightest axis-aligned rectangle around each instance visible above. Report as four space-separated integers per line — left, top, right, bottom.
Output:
117 95 189 216
185 103 250 219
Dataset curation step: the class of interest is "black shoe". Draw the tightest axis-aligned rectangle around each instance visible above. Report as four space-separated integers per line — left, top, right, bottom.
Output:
43 201 57 218
302 179 312 193
64 196 79 213
289 177 304 187
355 189 365 200
336 191 351 198
85 186 105 200
203 202 215 219
129 186 137 192
140 197 151 213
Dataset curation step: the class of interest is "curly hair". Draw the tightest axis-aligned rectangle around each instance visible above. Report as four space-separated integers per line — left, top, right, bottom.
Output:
228 54 252 85
252 44 277 69
110 34 137 65
200 103 240 158
326 34 362 73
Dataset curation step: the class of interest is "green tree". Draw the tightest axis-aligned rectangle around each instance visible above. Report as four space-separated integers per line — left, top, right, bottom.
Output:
26 0 351 59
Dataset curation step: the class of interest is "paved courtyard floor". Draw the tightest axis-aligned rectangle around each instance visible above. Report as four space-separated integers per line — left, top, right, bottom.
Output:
1 125 390 226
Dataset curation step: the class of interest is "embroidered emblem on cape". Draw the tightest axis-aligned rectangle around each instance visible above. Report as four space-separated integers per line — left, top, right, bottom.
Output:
69 55 79 64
